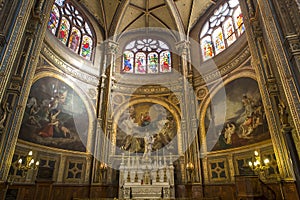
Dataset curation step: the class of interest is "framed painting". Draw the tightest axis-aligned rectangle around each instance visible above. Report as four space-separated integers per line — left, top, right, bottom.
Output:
19 77 88 152
204 78 270 151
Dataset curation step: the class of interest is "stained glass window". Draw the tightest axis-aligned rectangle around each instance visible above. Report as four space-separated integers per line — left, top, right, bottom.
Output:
135 52 146 74
123 51 134 73
122 39 171 74
47 0 95 61
147 52 158 73
200 0 245 61
160 51 171 73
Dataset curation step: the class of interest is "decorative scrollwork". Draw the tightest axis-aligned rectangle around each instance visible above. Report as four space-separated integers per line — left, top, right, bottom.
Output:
196 87 208 100
0 102 12 131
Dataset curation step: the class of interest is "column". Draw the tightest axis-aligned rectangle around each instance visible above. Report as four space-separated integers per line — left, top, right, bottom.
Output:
239 0 295 181
0 0 55 182
95 40 118 184
176 40 202 185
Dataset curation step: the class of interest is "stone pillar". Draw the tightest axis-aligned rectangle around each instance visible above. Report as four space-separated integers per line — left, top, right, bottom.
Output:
256 0 300 138
256 0 300 186
279 101 300 196
176 40 202 188
239 0 295 181
0 0 34 100
267 0 300 155
95 40 118 185
0 0 55 183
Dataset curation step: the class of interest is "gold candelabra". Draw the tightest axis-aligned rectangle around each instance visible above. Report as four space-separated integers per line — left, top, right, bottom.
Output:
17 151 40 172
99 162 108 183
186 162 194 172
248 150 269 175
186 161 194 182
99 162 108 170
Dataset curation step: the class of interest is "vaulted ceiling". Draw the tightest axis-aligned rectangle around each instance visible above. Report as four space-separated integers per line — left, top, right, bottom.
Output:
79 0 216 38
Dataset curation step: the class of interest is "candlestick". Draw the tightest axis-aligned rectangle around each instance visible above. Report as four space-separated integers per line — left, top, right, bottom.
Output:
129 150 131 168
156 150 158 167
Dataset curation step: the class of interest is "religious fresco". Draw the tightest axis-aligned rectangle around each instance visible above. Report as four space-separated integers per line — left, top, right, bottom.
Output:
205 78 270 151
115 103 177 155
18 77 88 152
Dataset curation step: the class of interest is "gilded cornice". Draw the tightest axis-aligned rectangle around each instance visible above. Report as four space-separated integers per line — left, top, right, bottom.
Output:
112 82 183 95
41 44 98 86
193 46 251 87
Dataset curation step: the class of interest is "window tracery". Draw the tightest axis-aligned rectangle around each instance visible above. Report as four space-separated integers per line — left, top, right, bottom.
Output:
200 0 245 61
48 0 94 60
122 39 172 74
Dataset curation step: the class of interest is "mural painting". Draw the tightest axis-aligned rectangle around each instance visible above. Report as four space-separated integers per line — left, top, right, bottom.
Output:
205 78 270 151
19 77 88 152
115 103 177 155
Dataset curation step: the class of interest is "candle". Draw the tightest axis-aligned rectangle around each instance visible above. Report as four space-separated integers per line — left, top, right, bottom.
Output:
128 149 131 166
156 150 158 167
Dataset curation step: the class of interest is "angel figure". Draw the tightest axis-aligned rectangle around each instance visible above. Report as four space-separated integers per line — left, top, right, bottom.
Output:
224 123 236 144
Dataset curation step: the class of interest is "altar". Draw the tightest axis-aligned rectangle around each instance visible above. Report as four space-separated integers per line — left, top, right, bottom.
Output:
118 155 175 200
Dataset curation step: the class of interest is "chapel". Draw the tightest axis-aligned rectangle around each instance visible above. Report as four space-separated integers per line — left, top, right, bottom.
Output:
0 0 299 199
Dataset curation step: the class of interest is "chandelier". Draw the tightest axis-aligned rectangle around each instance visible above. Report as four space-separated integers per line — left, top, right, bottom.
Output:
186 161 194 182
248 150 270 174
17 151 40 172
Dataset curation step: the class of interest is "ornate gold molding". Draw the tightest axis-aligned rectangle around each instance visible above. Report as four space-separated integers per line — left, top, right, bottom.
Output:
112 83 183 95
194 46 251 86
41 45 98 86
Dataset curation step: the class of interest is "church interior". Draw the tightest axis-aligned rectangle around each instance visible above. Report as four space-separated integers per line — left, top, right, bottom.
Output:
0 0 299 199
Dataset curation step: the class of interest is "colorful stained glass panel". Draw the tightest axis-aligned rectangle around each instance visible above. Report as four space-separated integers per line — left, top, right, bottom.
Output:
201 36 214 61
135 52 146 74
68 27 81 53
212 27 225 55
58 17 70 44
48 5 60 34
233 7 245 36
123 51 134 73
147 52 158 73
80 36 92 60
160 51 171 73
223 17 236 46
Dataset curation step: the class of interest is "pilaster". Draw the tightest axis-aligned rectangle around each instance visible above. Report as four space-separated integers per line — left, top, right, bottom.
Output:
96 40 119 185
256 0 300 135
0 0 55 182
239 0 295 181
176 41 201 184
